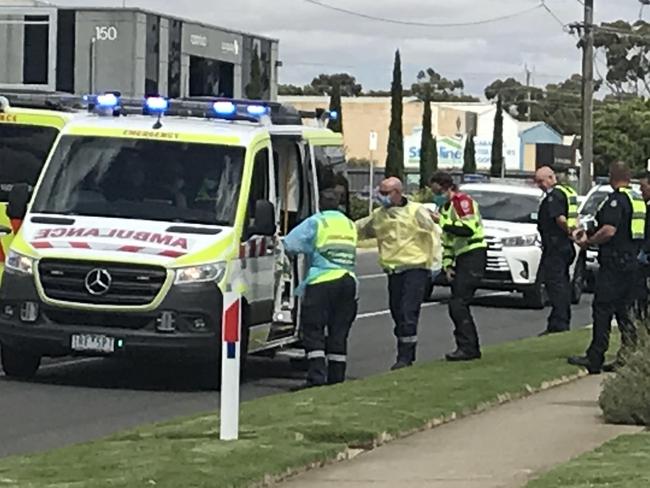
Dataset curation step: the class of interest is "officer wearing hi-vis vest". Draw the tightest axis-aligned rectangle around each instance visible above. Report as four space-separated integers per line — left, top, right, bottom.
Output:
430 172 487 362
569 161 646 374
534 166 578 335
284 189 358 388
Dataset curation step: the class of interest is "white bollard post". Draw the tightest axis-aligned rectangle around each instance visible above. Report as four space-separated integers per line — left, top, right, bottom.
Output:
220 295 241 441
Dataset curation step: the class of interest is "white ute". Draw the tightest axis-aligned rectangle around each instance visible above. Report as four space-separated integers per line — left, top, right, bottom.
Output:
431 182 586 308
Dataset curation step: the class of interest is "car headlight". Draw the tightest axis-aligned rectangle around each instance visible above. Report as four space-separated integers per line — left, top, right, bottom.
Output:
174 262 226 285
501 234 539 247
5 251 35 275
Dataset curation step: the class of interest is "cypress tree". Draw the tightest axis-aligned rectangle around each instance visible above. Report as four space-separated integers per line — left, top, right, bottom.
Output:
463 132 477 174
327 82 343 133
385 50 404 181
419 95 434 188
491 96 504 177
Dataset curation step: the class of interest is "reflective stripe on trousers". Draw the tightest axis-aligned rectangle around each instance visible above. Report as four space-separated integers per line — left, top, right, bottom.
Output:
398 335 418 344
307 350 326 359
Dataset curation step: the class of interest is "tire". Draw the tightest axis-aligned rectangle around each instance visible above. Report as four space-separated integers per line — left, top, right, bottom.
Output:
0 344 41 380
523 281 548 309
571 255 587 305
424 279 435 302
289 357 309 372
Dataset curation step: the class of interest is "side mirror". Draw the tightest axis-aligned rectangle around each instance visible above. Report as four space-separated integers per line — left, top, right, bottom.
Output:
6 183 30 221
0 225 12 237
248 200 276 237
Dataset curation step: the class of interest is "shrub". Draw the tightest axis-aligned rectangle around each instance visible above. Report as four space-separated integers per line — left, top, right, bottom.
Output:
599 325 650 426
350 195 375 221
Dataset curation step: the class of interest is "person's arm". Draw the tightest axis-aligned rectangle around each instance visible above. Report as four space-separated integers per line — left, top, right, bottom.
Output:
284 217 317 256
355 213 376 240
548 190 571 235
442 196 476 238
582 196 622 247
415 206 435 232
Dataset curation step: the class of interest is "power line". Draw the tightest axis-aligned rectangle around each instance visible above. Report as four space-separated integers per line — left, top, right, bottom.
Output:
302 0 544 28
540 0 570 31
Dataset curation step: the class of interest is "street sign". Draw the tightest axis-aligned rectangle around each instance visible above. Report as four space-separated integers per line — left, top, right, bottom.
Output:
369 131 378 152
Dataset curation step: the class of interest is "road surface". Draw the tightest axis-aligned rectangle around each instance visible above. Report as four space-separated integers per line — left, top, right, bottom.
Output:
0 251 592 457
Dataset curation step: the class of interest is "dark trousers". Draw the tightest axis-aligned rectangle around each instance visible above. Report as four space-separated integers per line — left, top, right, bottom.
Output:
633 267 650 321
301 274 358 386
388 268 429 364
542 246 575 332
587 262 638 369
449 249 486 355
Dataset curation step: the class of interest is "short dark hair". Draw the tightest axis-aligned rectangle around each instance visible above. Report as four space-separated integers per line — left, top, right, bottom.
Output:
609 161 631 182
319 189 340 211
429 171 455 191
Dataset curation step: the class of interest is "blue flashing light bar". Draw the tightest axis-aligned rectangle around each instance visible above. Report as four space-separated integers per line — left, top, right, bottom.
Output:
246 104 269 116
213 101 237 116
96 93 120 108
144 96 169 113
329 110 339 121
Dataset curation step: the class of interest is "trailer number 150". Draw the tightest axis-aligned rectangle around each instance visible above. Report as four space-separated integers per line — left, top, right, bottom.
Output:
95 26 118 41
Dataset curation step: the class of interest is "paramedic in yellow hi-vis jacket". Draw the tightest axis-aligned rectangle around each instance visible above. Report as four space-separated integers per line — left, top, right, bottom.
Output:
430 172 487 362
284 189 358 388
356 177 437 370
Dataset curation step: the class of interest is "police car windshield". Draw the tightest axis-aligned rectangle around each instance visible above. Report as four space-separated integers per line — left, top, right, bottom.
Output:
463 190 540 224
580 190 609 216
0 124 58 201
31 136 245 226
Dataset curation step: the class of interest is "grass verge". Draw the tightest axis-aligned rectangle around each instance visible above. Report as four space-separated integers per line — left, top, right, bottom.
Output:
526 432 650 488
0 329 596 488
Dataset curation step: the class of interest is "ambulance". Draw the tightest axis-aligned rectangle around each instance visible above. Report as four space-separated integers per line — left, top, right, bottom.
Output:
0 95 79 278
0 94 347 379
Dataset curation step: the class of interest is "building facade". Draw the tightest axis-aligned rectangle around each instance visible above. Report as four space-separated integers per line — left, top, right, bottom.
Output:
0 3 279 99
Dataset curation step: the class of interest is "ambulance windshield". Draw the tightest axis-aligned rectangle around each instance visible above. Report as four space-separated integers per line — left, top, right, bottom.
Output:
31 136 245 226
0 124 58 201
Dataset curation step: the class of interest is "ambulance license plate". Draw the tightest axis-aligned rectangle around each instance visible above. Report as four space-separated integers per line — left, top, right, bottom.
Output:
71 334 115 353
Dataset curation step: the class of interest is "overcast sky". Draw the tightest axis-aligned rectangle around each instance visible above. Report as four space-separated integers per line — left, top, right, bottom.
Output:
53 0 641 97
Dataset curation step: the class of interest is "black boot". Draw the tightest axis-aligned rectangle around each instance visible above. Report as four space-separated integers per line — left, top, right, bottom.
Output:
567 355 601 374
445 349 481 362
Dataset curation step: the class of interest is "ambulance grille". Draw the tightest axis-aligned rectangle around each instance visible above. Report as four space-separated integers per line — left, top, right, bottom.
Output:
38 259 167 306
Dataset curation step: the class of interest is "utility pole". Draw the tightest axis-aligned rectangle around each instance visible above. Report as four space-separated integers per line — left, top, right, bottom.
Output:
525 65 532 122
580 0 595 195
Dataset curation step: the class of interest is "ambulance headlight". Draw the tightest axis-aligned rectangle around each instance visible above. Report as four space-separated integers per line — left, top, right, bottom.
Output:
174 262 226 285
502 234 539 247
5 251 34 275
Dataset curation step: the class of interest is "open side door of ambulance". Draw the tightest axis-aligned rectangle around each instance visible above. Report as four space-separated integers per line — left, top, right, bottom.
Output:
0 101 68 280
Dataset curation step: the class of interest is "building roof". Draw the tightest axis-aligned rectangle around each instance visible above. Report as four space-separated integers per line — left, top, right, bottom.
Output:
517 121 544 134
1 2 278 42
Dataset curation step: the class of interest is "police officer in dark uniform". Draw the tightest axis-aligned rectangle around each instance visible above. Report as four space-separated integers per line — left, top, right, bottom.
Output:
535 166 577 335
569 161 646 373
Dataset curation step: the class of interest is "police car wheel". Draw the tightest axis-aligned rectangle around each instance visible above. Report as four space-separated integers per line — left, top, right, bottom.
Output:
571 257 586 305
523 281 548 310
0 344 41 380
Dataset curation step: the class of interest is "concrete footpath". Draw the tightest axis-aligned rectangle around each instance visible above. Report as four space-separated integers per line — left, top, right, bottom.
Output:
280 376 642 488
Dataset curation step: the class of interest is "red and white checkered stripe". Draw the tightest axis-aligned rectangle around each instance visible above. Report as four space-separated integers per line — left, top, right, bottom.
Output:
30 240 186 258
239 236 274 260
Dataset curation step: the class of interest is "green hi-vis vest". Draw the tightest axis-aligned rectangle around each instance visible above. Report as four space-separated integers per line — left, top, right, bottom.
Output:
556 184 579 229
619 187 647 241
312 211 358 285
440 198 487 269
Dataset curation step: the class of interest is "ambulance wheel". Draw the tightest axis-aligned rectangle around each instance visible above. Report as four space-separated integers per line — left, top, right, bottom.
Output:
290 357 309 372
0 344 41 380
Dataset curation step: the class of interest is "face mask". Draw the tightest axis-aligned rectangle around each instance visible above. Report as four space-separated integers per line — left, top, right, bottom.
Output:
432 194 448 208
376 194 392 208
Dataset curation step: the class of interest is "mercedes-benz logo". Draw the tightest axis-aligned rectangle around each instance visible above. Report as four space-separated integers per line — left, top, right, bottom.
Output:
84 268 112 296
